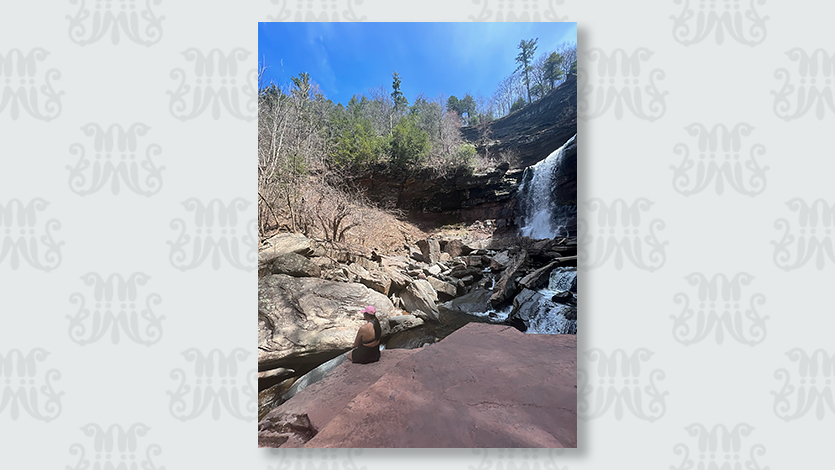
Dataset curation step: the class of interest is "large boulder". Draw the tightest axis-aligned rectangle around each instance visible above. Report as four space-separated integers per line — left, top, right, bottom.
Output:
345 263 391 295
489 251 511 271
387 314 424 336
400 279 439 322
443 239 471 258
259 233 316 264
439 288 492 315
510 288 544 330
270 252 321 278
382 266 410 291
259 275 397 371
490 251 527 307
416 239 441 264
426 276 457 301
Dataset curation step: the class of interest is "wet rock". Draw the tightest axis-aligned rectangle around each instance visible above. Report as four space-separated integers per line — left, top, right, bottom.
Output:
439 288 492 315
518 260 560 290
511 288 544 330
551 291 573 303
448 265 483 280
282 352 349 402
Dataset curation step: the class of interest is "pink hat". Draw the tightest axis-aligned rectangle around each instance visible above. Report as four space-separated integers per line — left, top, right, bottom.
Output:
360 305 376 315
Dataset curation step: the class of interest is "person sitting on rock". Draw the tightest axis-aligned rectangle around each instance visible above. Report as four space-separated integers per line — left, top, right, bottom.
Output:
347 305 382 364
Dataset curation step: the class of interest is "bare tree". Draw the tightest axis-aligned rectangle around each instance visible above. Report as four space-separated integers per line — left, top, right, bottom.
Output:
554 42 577 82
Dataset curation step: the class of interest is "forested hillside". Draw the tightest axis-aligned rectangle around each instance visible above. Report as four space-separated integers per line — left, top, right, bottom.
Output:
258 41 577 249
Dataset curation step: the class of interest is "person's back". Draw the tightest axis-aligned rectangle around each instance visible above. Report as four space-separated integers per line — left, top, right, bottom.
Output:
349 306 381 364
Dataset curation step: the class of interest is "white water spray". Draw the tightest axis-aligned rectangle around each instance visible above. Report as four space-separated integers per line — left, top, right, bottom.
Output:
519 134 576 239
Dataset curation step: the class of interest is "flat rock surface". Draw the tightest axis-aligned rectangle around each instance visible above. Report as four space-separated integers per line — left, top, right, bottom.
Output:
262 348 420 447
260 322 576 448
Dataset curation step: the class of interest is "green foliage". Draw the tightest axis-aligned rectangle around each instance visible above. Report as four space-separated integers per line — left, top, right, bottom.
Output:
509 96 526 113
331 117 387 168
514 38 538 104
390 115 430 168
447 95 460 114
454 143 478 168
391 71 408 114
544 52 564 90
447 93 477 125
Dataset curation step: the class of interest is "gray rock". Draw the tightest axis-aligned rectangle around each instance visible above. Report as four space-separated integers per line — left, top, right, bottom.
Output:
551 291 573 303
426 276 457 301
382 266 409 291
270 252 321 278
425 264 442 276
443 239 471 258
387 314 424 335
417 239 441 264
259 233 316 264
465 255 484 267
510 288 545 329
439 288 492 315
401 279 439 322
259 275 394 369
380 255 409 270
258 367 295 381
490 251 511 271
518 260 559 290
346 263 391 295
490 251 528 307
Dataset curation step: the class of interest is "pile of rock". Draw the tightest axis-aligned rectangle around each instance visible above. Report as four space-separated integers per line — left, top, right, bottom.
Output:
258 231 578 416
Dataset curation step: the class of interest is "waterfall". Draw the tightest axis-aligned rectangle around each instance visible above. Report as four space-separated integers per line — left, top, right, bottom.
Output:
518 134 576 239
524 268 577 335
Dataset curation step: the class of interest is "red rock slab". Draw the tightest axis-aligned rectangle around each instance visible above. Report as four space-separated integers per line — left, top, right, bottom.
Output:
303 322 576 448
264 348 420 447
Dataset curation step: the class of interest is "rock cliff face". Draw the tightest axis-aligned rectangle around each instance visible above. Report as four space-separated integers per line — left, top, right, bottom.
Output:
355 75 577 226
258 322 577 448
462 74 577 171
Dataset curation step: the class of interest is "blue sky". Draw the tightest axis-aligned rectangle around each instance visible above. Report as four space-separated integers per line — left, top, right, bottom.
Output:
258 22 576 106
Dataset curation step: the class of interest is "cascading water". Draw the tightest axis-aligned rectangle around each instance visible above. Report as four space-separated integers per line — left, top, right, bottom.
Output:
524 268 577 335
518 134 577 239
